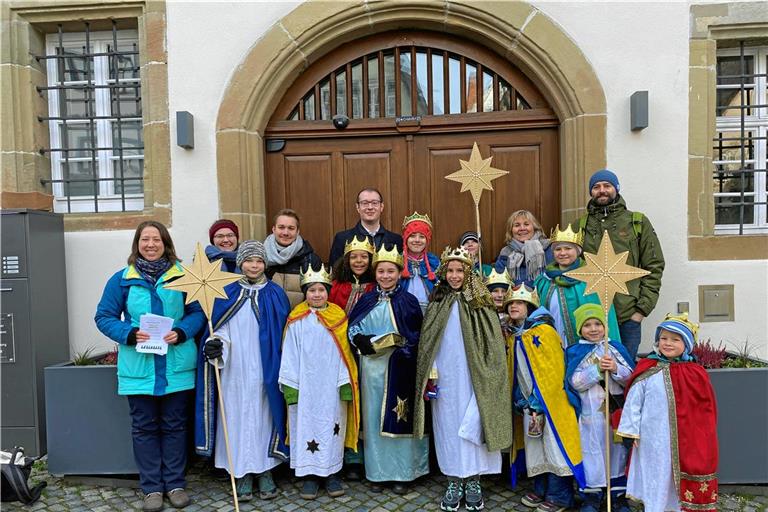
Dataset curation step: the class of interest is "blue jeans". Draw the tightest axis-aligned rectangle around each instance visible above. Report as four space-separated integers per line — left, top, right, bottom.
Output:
619 320 642 360
581 474 628 499
533 473 574 507
128 391 191 494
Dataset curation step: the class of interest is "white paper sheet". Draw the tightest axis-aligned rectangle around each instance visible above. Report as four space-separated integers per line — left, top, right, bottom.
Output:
136 313 173 355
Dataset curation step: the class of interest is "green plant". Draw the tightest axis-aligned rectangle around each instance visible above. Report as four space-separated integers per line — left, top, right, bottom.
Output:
721 340 768 369
71 347 97 366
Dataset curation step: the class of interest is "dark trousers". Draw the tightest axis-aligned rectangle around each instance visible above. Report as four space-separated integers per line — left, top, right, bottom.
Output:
534 473 574 508
619 319 642 360
128 391 191 494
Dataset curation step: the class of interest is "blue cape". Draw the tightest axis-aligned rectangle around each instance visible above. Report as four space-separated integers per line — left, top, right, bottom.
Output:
194 280 290 460
401 252 440 292
347 284 423 436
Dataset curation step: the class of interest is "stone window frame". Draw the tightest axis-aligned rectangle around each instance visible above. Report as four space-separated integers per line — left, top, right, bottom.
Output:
1 0 170 231
689 2 768 260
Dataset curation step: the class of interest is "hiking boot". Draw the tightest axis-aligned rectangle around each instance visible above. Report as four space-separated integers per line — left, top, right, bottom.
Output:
166 488 190 509
392 482 408 495
326 474 345 497
300 478 320 500
257 471 278 500
464 478 484 511
235 474 253 502
142 492 164 512
440 479 464 512
521 492 544 508
537 501 567 512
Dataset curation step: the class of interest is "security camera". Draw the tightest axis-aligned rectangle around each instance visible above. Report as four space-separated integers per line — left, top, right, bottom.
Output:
332 114 350 130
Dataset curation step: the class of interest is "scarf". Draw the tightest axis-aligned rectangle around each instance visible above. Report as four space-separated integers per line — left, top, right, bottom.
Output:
239 273 267 287
263 234 304 266
504 233 550 282
543 259 582 287
205 244 239 273
134 257 172 284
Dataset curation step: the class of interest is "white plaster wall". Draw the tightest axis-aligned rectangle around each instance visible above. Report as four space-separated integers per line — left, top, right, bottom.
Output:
64 0 767 359
534 0 768 358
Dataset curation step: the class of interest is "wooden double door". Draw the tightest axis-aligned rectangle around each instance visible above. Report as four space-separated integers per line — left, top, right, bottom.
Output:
264 128 559 264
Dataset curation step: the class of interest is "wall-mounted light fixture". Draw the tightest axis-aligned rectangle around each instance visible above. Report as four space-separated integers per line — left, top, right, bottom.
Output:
176 111 194 149
630 91 648 131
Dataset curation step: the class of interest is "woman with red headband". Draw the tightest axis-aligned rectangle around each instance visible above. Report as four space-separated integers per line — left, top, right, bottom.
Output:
400 212 440 313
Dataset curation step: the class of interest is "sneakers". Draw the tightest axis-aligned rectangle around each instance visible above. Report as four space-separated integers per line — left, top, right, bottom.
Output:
521 492 544 508
537 501 567 512
166 488 190 509
257 471 278 500
300 478 320 500
464 478 484 511
440 479 464 512
142 492 164 512
326 474 345 497
235 474 253 502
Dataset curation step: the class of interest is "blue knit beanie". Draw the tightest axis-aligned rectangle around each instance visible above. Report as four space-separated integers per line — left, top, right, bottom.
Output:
589 169 620 193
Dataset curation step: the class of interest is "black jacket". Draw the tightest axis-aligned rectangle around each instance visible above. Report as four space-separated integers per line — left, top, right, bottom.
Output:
328 221 403 266
266 239 322 277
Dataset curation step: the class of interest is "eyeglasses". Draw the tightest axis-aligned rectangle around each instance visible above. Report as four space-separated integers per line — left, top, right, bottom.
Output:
358 200 382 208
213 233 237 240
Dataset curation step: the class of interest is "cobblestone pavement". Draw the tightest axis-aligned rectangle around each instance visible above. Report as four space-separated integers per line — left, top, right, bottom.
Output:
5 459 767 511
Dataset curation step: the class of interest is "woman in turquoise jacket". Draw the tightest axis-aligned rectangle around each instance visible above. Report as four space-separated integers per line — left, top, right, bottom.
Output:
95 221 205 512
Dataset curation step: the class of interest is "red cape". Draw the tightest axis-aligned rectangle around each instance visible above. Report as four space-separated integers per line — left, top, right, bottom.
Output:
622 358 719 511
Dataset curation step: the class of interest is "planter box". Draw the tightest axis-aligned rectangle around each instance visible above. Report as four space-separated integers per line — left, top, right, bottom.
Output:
708 366 768 484
45 361 137 476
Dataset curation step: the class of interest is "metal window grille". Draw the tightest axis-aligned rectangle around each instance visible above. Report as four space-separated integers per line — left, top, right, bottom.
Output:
36 21 144 214
713 41 768 234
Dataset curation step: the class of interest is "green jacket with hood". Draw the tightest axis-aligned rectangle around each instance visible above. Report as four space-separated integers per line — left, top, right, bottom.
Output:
577 195 665 323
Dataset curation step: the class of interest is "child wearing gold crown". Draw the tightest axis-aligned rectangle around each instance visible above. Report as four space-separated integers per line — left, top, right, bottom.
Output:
486 268 514 332
534 224 622 348
278 263 360 500
414 246 512 512
617 314 718 512
347 244 430 494
330 235 376 315
400 212 440 313
565 303 635 512
503 284 585 512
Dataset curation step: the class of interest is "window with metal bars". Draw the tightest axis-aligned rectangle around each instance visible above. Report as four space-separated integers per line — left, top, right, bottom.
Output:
714 42 768 234
38 22 143 214
288 47 530 121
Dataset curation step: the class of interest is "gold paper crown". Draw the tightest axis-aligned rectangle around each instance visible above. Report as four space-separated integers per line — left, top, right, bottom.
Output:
485 268 513 288
403 211 433 229
663 312 699 338
299 263 332 287
439 245 473 266
549 223 584 247
372 244 404 269
503 283 540 308
343 235 375 256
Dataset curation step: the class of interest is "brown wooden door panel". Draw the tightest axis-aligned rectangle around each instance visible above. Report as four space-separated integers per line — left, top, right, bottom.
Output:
284 154 334 259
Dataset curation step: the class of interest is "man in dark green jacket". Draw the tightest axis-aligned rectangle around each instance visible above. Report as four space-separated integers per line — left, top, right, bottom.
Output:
577 169 665 359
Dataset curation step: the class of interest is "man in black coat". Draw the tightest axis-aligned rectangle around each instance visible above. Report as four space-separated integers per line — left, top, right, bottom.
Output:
328 188 402 265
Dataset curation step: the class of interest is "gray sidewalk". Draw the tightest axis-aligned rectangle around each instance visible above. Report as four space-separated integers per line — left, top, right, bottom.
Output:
5 459 767 511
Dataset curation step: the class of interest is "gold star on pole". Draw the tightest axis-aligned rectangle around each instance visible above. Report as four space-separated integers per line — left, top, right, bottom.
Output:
163 242 241 321
445 142 508 205
564 230 650 313
392 396 409 423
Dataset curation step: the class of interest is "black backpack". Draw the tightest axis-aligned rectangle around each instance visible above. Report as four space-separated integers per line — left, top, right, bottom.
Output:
1 447 47 504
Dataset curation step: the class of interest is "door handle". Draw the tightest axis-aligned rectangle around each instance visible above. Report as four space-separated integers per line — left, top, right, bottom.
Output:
0 288 13 292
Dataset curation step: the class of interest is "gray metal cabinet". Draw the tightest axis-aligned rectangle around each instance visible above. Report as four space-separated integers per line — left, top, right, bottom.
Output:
1 209 70 456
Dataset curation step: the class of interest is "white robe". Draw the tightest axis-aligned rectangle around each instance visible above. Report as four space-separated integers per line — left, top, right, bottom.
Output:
617 371 680 512
279 309 349 477
212 281 279 477
569 341 632 488
431 302 501 478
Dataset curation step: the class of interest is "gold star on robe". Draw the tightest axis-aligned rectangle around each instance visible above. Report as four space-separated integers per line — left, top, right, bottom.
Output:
445 142 508 205
392 396 408 423
699 482 709 493
684 490 695 501
564 230 650 312
163 242 242 320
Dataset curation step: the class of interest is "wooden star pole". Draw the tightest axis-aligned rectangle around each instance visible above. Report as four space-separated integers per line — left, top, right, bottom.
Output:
445 142 508 274
164 243 242 512
565 231 650 511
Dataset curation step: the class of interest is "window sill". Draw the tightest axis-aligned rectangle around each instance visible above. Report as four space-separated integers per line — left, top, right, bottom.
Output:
62 207 170 232
688 234 768 261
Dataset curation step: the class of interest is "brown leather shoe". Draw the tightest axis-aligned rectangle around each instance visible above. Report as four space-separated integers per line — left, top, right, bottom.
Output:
142 492 164 512
166 488 191 509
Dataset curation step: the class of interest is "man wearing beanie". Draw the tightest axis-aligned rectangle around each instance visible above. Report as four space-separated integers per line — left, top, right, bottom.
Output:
577 169 665 359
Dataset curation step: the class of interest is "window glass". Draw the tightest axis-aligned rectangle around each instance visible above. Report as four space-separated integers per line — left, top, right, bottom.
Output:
448 56 461 114
465 63 477 113
431 53 444 115
367 57 379 118
415 51 429 116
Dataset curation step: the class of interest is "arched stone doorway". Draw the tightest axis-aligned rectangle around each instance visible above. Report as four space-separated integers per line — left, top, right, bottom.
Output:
215 0 607 240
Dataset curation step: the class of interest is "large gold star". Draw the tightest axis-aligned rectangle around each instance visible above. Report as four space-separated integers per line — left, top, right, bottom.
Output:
164 242 241 320
565 231 650 312
445 142 508 205
392 396 409 423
